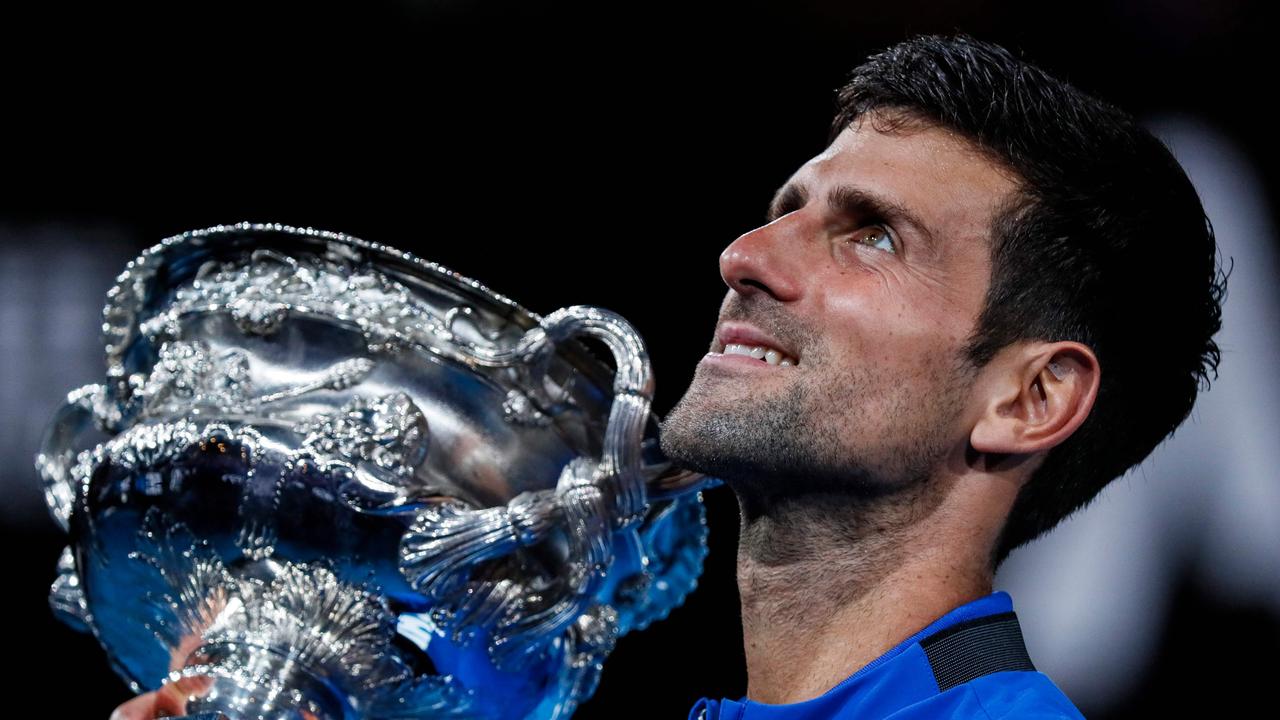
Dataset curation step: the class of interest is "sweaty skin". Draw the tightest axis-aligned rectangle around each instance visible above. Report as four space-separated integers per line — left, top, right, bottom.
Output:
659 110 1099 703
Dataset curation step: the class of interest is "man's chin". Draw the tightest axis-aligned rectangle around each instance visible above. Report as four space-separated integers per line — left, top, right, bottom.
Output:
659 399 739 477
659 399 904 506
659 402 795 486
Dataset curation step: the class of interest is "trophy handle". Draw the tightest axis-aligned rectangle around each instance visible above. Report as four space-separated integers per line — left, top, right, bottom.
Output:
536 305 653 524
399 305 661 667
35 383 116 532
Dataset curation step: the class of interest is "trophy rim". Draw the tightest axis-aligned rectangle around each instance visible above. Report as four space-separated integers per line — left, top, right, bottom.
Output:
101 220 633 394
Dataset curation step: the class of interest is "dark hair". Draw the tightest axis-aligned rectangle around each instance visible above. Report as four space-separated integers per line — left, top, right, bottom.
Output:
828 33 1230 571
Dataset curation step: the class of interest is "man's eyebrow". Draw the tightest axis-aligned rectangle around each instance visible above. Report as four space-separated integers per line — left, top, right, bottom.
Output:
766 181 938 253
766 183 809 223
827 184 937 252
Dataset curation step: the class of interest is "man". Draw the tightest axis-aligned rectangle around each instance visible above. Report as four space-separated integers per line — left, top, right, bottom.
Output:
657 33 1227 720
112 32 1226 720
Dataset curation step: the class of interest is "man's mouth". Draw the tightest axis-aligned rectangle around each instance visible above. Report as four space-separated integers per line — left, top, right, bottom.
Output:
709 321 801 367
710 337 799 366
717 342 798 366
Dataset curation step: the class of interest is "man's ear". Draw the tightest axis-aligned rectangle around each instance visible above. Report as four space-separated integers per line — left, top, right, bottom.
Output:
969 341 1100 456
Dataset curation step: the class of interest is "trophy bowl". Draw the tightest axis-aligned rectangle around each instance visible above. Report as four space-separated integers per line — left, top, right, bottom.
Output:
35 222 711 719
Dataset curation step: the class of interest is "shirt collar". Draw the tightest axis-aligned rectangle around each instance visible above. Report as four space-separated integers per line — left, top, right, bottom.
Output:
688 591 1015 720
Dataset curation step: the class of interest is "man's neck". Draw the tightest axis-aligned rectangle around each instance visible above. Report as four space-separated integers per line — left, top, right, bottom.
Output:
734 490 995 705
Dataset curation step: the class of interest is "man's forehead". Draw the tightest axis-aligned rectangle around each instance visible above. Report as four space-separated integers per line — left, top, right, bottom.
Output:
801 121 1007 191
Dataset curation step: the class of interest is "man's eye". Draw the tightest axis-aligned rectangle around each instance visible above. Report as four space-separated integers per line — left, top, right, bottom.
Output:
853 225 897 254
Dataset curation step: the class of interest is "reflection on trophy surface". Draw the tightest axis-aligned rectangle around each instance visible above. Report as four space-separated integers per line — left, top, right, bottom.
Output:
35 222 713 719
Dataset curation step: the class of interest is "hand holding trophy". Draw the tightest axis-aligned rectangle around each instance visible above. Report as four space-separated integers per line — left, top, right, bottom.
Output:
36 222 712 719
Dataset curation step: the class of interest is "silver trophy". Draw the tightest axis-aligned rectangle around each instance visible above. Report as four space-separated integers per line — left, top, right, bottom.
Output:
35 222 712 719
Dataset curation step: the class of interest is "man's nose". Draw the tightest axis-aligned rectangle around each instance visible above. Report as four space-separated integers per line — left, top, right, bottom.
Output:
719 219 804 302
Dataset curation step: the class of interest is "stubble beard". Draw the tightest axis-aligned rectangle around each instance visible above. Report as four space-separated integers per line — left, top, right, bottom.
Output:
662 349 961 504
659 345 973 566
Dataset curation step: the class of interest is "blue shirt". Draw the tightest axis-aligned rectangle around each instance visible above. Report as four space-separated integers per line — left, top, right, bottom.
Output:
688 591 1086 720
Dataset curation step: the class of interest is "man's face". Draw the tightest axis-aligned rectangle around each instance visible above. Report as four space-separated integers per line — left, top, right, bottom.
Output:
660 113 1022 509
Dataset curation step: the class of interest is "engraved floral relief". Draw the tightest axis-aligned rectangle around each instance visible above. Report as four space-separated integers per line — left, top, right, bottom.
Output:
298 392 430 481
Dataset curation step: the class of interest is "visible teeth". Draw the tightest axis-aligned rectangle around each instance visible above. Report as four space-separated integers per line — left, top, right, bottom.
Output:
722 343 797 366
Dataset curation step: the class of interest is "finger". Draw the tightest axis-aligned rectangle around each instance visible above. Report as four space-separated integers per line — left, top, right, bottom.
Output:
109 691 160 720
153 682 190 717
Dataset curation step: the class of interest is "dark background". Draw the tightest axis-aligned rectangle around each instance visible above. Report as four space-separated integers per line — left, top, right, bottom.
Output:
2 1 1277 717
